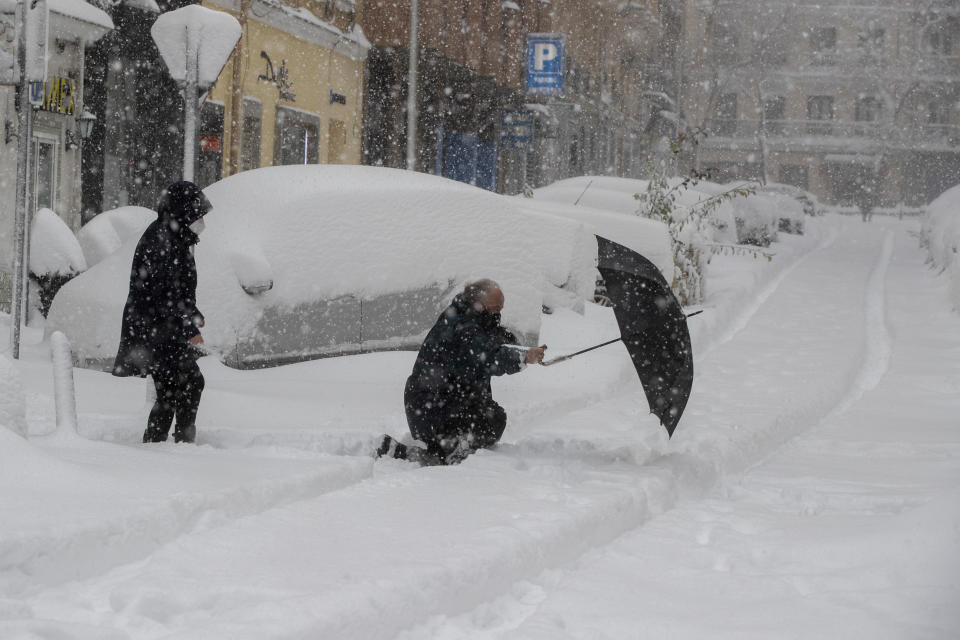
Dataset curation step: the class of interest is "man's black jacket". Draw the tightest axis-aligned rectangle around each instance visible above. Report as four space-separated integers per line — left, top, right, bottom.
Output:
113 182 210 377
406 294 524 406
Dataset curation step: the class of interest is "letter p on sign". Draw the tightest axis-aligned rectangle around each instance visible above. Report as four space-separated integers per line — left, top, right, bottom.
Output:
534 43 558 71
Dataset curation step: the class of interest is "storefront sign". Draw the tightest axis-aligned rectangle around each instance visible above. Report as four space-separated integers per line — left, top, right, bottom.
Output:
258 51 295 102
500 110 532 150
30 76 77 115
199 135 221 152
329 90 346 105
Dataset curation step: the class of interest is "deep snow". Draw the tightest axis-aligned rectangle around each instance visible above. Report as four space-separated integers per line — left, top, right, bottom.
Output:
1 214 958 639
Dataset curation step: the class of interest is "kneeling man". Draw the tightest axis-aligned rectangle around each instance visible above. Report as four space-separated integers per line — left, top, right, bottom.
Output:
380 279 545 465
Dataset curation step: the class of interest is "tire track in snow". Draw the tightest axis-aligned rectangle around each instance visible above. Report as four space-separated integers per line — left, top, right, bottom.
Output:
1 450 372 595
828 229 894 415
391 223 898 639
699 225 838 357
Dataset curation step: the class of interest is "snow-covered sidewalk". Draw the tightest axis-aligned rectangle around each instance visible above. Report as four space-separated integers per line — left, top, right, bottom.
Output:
2 215 958 639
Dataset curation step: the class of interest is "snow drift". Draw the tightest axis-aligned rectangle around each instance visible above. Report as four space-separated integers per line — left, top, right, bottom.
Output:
923 183 960 311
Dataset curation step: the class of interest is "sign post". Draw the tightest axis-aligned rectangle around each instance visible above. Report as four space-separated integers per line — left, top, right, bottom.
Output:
9 0 47 358
151 6 240 182
525 33 565 97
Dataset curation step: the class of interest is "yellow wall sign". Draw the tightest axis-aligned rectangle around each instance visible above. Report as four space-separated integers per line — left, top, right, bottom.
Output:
30 77 77 115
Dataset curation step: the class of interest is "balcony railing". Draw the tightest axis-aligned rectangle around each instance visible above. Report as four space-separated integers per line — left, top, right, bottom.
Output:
705 119 960 147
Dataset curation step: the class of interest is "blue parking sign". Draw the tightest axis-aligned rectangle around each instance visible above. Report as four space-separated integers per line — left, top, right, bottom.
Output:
526 34 565 97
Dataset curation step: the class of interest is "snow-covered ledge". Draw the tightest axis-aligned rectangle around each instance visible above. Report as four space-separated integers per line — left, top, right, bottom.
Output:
48 0 113 45
207 0 370 60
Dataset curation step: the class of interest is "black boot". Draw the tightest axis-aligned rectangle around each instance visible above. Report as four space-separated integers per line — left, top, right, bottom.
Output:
173 424 196 444
376 435 408 460
143 427 168 443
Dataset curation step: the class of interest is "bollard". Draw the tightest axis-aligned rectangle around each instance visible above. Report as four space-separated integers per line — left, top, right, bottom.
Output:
49 331 80 438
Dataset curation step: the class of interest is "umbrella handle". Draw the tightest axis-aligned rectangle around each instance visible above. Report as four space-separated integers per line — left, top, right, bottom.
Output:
540 355 569 367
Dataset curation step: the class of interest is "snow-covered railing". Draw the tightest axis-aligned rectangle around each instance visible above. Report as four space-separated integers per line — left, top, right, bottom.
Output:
702 119 960 146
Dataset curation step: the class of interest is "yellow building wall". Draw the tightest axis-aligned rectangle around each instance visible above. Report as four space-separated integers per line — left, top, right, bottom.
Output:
204 2 365 172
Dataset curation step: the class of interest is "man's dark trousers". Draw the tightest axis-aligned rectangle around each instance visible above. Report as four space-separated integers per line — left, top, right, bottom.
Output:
145 358 204 443
404 380 506 459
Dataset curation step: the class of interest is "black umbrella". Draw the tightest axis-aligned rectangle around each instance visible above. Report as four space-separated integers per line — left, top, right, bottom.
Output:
543 236 694 437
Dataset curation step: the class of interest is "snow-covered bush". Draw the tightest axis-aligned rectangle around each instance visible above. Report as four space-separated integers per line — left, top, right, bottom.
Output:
922 184 960 311
0 353 27 437
30 208 87 277
77 206 155 268
730 192 779 247
29 208 88 316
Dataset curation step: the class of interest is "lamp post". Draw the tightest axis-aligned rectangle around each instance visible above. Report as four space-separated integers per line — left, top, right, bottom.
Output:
405 0 418 171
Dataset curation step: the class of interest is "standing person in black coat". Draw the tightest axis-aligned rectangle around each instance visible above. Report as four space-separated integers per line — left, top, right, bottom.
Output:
113 181 212 444
378 279 546 465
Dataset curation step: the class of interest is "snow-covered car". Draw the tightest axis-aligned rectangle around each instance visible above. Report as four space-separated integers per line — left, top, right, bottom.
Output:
533 175 736 246
763 182 823 218
76 206 156 268
693 181 779 246
46 165 597 369
761 183 817 233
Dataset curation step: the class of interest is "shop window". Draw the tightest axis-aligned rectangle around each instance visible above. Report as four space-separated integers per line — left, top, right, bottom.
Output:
241 98 262 171
275 107 320 165
197 102 224 189
32 134 58 212
328 119 347 164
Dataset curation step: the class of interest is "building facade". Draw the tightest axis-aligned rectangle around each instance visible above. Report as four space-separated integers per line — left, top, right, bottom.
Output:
81 0 367 220
1 0 112 307
681 0 960 207
360 0 673 193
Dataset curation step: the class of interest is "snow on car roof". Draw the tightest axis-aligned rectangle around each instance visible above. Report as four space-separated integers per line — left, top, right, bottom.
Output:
48 165 597 363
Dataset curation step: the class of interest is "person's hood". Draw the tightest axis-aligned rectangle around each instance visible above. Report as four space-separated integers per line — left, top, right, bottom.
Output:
157 181 212 227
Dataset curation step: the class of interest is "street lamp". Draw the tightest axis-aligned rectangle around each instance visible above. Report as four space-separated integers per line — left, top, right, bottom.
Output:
77 109 96 140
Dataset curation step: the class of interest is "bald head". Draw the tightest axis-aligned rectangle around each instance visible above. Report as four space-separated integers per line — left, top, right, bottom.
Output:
462 279 504 313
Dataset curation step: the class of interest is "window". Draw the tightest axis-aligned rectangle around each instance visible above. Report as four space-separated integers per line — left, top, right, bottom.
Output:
809 27 837 65
925 25 957 56
196 102 224 189
807 95 834 133
858 22 885 54
712 23 739 64
928 99 953 124
275 107 319 165
712 93 738 136
241 98 262 172
855 97 882 122
762 96 786 134
32 134 58 212
810 27 837 53
328 119 347 164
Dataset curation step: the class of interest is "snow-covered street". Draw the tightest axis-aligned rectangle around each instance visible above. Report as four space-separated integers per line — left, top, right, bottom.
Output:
2 214 958 639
